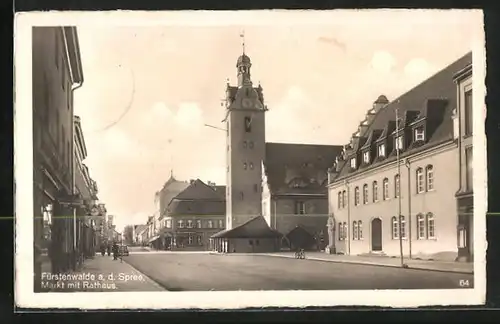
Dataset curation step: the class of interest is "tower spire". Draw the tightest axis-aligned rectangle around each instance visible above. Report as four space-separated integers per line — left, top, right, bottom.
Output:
240 30 245 54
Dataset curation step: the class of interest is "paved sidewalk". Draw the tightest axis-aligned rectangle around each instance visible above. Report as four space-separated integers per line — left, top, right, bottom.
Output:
42 254 165 292
240 252 473 274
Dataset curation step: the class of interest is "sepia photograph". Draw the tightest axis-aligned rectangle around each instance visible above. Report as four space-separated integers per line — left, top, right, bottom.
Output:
15 9 486 309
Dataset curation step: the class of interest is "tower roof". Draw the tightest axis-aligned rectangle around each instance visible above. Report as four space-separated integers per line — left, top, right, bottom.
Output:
237 53 251 66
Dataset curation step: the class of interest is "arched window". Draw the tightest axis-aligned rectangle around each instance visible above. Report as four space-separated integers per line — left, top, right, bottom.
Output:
372 181 378 202
338 192 342 209
391 216 399 239
426 165 434 191
417 214 425 239
338 222 343 240
394 174 400 198
358 221 363 239
353 221 358 240
354 187 360 206
416 168 424 193
383 178 389 200
426 213 435 239
363 184 368 204
243 162 248 170
343 222 348 240
342 190 347 208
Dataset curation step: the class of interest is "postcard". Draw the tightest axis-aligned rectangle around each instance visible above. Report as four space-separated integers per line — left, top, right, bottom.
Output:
14 9 486 309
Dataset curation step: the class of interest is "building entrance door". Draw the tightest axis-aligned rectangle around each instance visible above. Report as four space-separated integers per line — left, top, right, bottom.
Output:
371 218 382 252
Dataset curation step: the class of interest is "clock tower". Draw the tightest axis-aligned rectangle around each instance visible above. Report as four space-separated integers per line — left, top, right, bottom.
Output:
223 50 268 230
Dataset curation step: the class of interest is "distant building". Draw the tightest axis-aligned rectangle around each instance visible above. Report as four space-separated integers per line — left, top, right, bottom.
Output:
211 48 342 252
327 52 472 262
453 59 474 262
133 224 149 245
159 179 226 251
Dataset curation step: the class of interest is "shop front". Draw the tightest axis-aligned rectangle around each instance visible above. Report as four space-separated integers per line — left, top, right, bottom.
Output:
457 193 473 262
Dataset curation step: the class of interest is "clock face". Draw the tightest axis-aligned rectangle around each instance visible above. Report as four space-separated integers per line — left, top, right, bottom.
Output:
242 98 253 108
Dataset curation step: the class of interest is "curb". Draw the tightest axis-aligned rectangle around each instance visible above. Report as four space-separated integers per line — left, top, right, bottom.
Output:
257 254 474 275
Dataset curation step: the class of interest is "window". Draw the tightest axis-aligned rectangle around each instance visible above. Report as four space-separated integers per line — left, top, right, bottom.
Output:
244 116 252 132
218 219 224 228
427 213 435 239
249 162 254 170
208 220 214 228
417 214 425 239
383 178 389 200
394 174 400 198
464 89 473 136
338 222 343 240
196 220 202 229
426 165 434 191
166 219 172 228
240 192 244 200
414 127 425 141
395 135 404 150
353 221 358 240
243 141 247 148
249 240 253 245
354 187 360 206
363 151 370 164
197 235 202 244
338 192 342 209
400 216 407 238
243 162 247 170
177 220 185 228
372 181 378 202
378 144 385 157
255 239 260 246
253 184 258 192
363 184 368 204
342 190 347 208
358 221 363 239
465 146 473 191
350 157 357 169
391 216 399 239
296 201 306 215
187 220 193 228
188 235 193 245
249 141 254 149
416 168 424 193
343 222 348 240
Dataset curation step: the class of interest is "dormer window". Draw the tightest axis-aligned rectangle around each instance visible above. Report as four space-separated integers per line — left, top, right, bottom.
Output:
395 135 404 151
414 127 425 142
363 151 370 164
350 157 357 169
378 144 385 157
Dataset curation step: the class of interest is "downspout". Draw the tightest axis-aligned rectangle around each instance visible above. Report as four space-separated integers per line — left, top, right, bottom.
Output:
71 82 83 261
405 158 412 259
345 179 351 255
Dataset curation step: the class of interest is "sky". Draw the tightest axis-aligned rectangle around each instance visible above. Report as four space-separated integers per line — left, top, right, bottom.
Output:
72 10 481 232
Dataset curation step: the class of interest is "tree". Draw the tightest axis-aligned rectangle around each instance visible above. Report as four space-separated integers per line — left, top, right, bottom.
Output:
123 225 134 245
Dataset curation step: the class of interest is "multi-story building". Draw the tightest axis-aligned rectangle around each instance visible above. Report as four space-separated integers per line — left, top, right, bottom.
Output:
327 52 472 262
453 59 474 262
133 224 148 245
73 115 99 258
160 179 226 250
32 26 84 291
211 48 342 253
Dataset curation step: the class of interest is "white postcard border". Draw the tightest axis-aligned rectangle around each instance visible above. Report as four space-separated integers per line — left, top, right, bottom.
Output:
14 10 487 309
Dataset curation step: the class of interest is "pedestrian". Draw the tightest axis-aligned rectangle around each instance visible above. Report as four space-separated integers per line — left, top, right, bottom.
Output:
112 242 119 260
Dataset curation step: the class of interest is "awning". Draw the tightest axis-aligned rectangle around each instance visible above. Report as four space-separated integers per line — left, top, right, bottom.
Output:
148 235 160 244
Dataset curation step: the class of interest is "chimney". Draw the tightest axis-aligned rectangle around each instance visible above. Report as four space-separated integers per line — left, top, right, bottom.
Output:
190 179 195 184
358 120 369 137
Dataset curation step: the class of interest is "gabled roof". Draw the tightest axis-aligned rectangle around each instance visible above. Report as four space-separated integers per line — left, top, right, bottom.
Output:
211 216 282 239
264 142 343 195
167 179 226 216
134 224 148 234
213 185 226 198
333 51 472 181
158 176 190 218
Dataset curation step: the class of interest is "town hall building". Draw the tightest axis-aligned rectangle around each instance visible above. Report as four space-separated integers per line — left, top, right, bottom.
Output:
211 47 342 253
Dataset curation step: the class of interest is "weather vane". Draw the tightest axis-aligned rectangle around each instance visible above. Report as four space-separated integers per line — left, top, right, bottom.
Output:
240 30 245 54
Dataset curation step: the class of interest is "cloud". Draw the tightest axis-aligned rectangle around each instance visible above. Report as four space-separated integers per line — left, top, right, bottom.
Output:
370 50 397 74
404 58 436 80
175 102 204 129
